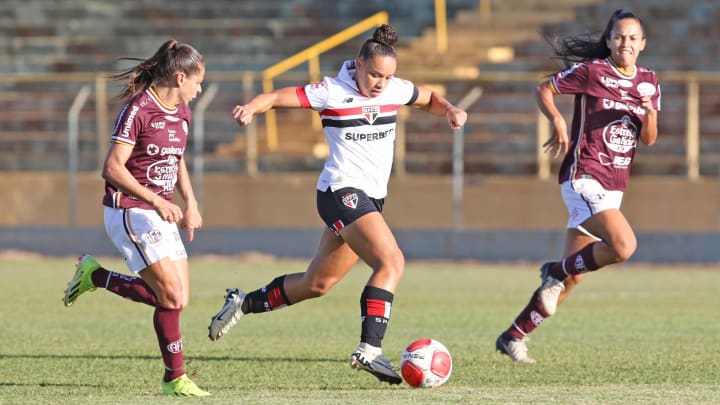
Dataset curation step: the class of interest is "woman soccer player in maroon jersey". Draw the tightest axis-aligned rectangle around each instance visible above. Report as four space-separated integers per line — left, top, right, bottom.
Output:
496 9 660 363
62 40 210 396
207 24 467 385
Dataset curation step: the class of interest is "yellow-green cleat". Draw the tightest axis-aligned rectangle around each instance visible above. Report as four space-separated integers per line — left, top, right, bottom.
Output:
162 374 210 397
63 254 100 307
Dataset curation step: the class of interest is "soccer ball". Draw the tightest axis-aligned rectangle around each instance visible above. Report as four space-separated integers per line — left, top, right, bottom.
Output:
400 338 453 388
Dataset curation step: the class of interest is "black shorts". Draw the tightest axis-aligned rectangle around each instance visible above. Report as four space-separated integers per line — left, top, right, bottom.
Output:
316 187 384 236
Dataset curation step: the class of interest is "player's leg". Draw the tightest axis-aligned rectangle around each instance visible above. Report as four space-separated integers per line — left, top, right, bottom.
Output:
537 179 628 315
540 209 635 314
282 229 360 301
63 256 158 307
496 179 614 363
63 208 160 307
557 227 596 305
140 257 208 397
207 229 359 341
495 228 593 363
101 207 207 396
342 211 405 384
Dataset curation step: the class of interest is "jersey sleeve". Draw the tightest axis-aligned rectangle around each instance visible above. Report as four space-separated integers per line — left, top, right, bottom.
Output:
551 62 589 95
392 78 418 105
649 74 661 112
110 102 143 146
298 78 331 111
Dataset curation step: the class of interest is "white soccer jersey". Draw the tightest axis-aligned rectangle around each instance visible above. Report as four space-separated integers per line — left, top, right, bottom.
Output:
297 59 418 198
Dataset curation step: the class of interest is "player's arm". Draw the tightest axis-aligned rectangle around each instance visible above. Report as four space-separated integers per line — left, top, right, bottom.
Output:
232 86 302 126
412 85 467 130
174 157 201 241
639 96 658 146
536 80 569 158
102 142 183 222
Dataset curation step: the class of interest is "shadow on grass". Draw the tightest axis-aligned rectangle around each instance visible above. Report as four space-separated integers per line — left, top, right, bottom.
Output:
0 353 340 363
0 381 105 388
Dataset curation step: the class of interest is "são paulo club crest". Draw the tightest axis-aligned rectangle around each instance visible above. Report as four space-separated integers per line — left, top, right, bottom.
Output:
363 106 380 124
342 192 358 209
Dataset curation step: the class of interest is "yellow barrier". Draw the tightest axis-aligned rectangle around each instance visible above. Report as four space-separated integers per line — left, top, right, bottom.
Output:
261 11 389 150
1 69 718 180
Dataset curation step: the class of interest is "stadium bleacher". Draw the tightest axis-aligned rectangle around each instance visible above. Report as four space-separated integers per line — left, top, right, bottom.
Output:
1 0 718 175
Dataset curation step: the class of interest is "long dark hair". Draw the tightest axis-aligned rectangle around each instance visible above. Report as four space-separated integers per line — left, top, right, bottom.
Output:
358 24 398 60
112 39 204 101
549 9 646 67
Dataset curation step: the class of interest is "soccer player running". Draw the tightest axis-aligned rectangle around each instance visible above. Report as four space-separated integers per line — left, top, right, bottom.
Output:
496 9 660 363
62 40 210 396
208 24 467 384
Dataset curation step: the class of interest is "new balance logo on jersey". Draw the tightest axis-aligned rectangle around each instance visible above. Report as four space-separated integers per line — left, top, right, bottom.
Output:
363 106 380 124
342 97 354 103
342 192 358 209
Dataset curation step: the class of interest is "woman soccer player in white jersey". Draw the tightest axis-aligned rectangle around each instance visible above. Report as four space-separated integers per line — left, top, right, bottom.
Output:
62 40 210 396
208 24 467 384
496 9 660 363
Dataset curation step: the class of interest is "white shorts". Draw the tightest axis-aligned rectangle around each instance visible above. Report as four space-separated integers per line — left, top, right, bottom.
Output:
104 207 187 274
561 178 623 230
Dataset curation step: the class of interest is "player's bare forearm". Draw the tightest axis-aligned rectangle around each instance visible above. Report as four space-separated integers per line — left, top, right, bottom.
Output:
535 81 564 123
414 86 467 130
175 159 198 209
639 98 658 146
233 87 301 126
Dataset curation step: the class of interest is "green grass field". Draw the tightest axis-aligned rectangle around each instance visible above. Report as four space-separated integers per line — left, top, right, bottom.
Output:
1 256 718 404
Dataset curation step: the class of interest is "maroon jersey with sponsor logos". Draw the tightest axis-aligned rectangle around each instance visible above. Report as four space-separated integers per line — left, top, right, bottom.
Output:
552 58 661 191
103 88 191 209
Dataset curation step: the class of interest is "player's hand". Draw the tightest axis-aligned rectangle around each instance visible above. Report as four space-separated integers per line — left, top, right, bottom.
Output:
445 106 467 130
180 206 202 242
153 199 184 224
232 105 255 126
543 117 569 158
640 96 656 115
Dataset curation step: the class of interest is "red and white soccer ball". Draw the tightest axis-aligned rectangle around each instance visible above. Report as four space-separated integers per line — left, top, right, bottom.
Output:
400 338 453 388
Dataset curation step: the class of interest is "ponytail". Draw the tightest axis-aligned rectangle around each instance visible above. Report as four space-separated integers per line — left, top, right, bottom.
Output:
112 39 204 101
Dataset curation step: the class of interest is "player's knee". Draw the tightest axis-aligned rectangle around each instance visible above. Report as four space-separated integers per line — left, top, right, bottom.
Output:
612 237 637 263
385 250 405 277
306 277 337 297
157 289 185 309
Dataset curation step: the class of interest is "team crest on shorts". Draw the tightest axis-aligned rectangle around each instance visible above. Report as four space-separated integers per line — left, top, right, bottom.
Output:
342 192 358 209
144 229 163 245
362 106 380 124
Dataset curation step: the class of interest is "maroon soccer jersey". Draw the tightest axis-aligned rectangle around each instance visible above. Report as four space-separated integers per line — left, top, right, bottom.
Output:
552 58 661 191
103 88 191 209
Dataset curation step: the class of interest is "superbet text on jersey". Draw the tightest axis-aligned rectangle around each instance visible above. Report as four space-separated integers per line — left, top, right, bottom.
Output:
297 60 419 199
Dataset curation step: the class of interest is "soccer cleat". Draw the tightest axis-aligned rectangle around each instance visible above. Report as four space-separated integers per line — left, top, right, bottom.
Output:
496 333 536 364
208 288 246 341
161 374 210 397
63 254 100 307
349 343 403 385
538 262 565 316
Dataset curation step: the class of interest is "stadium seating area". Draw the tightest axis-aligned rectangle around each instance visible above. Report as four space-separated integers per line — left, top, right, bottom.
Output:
1 0 719 175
